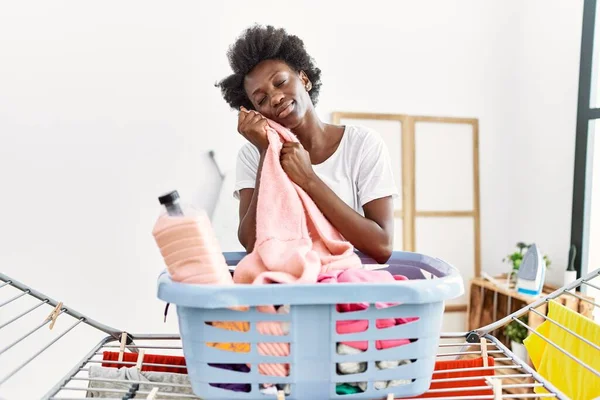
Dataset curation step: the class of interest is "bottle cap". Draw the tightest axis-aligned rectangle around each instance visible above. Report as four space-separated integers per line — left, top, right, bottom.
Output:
158 190 180 206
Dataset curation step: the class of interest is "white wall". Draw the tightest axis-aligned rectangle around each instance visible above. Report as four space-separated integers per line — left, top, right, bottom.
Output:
0 0 583 398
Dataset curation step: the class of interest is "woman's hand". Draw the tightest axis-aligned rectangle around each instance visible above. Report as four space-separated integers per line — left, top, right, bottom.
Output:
238 107 269 151
280 142 316 190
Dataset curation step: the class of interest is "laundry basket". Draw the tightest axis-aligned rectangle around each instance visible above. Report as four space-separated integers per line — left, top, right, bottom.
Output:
156 251 464 399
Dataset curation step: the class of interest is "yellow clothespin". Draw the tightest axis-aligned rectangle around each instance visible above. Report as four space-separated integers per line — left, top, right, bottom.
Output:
146 387 159 400
46 302 63 330
136 349 145 370
387 394 394 400
118 332 128 363
480 338 488 367
485 377 502 400
276 390 285 400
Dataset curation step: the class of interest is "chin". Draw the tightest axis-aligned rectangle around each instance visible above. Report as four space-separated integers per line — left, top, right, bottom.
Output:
276 113 303 130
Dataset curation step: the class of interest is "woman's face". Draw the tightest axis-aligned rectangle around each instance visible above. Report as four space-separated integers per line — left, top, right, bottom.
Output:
243 59 312 129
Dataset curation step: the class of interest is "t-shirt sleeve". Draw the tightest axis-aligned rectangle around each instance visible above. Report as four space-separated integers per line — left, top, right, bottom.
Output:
233 144 260 200
356 130 399 207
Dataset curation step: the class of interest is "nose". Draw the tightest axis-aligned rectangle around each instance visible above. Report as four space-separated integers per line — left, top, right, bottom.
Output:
271 91 284 108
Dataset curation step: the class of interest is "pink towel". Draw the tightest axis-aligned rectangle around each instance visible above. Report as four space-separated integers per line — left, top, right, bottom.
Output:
231 119 362 377
318 269 417 350
232 119 361 285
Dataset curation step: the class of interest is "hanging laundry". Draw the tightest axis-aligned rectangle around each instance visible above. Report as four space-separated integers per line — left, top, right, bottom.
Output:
101 352 187 374
406 357 495 398
101 352 250 393
524 300 600 399
86 365 195 398
232 119 362 286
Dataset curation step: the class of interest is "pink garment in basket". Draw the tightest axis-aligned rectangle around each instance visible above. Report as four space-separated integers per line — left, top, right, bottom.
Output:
232 119 362 285
318 269 418 351
231 118 362 377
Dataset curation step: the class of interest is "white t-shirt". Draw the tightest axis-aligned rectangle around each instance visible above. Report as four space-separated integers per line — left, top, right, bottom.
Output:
233 125 398 215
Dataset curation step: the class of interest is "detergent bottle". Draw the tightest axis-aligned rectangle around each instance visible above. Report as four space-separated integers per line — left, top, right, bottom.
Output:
152 190 233 285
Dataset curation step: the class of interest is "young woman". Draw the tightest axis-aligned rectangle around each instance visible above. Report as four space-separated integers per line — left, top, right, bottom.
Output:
216 25 398 263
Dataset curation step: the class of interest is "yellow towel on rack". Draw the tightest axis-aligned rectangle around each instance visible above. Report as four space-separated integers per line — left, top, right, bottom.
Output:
523 300 600 399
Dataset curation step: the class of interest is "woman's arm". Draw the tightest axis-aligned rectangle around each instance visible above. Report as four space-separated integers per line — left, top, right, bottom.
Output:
304 177 394 263
280 142 394 263
237 151 266 252
236 108 270 252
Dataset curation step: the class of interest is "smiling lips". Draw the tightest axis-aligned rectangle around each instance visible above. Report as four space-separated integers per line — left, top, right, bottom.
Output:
277 100 295 118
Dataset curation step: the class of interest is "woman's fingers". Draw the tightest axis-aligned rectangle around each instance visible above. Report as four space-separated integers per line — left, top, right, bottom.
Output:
249 113 264 125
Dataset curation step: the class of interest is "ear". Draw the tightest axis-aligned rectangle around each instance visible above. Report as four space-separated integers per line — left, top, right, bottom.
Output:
299 70 312 91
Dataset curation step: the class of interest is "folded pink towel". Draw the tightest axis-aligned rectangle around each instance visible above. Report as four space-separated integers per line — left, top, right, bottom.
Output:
318 269 417 350
232 119 361 285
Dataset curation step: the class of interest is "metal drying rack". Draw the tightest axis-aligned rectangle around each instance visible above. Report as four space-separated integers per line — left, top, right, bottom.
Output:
0 267 599 400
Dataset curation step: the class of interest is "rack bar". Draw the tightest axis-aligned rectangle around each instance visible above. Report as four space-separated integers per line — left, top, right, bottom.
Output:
0 291 28 308
436 350 504 357
528 308 600 352
581 280 600 292
0 280 11 289
0 318 83 385
56 387 199 398
0 272 121 340
432 365 521 374
69 376 193 389
41 337 111 400
424 383 545 394
485 335 568 399
473 267 600 336
0 310 65 356
85 359 188 370
101 344 184 350
430 374 532 384
0 299 48 330
561 289 600 308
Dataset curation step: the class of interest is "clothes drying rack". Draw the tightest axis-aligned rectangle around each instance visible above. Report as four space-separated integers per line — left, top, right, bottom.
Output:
0 267 599 400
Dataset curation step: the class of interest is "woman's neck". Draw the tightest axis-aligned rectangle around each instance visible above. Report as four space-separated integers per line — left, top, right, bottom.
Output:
291 108 327 152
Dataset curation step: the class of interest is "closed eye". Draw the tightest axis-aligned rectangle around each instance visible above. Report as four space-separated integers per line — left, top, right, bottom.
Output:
276 80 286 87
258 97 266 106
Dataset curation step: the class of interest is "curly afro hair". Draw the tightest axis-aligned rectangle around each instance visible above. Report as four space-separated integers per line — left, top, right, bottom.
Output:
216 24 322 111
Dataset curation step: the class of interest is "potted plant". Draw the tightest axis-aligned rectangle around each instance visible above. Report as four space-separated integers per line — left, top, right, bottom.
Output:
503 242 551 285
504 315 529 360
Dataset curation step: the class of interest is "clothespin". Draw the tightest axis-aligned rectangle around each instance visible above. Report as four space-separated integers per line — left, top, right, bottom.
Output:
136 349 145 370
46 302 62 330
485 377 502 400
118 332 128 363
276 390 285 400
387 394 394 400
480 338 488 367
146 387 159 400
